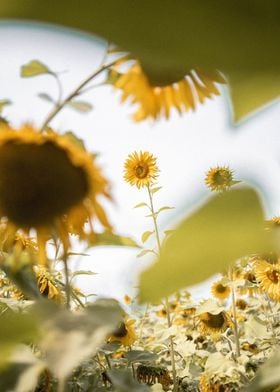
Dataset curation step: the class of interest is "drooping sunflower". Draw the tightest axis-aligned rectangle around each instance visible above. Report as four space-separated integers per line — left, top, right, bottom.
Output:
199 311 231 337
108 319 137 346
34 266 63 301
124 151 159 188
0 124 111 265
254 259 280 302
205 166 235 192
237 269 259 297
109 58 226 121
211 280 231 301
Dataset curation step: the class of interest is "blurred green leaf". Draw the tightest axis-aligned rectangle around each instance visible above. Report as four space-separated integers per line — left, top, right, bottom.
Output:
125 350 157 364
150 187 162 194
141 231 154 244
38 92 55 103
134 202 149 209
21 60 51 77
243 348 280 392
0 99 11 114
108 369 150 392
1 1 280 121
137 249 155 258
139 187 275 302
92 231 139 248
66 100 93 113
71 270 98 279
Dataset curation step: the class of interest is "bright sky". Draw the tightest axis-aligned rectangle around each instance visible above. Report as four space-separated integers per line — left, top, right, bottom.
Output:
1 21 280 302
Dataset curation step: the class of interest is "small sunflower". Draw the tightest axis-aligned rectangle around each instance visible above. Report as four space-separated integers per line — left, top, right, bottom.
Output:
34 266 63 301
108 319 137 346
199 311 231 337
109 58 226 121
211 280 231 300
0 125 111 265
235 298 248 311
205 166 235 192
124 151 159 188
254 259 280 302
237 269 258 297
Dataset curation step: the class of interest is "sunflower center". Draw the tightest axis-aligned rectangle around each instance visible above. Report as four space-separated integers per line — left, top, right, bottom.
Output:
113 322 128 338
141 63 186 87
135 164 148 179
267 269 279 283
216 284 226 293
213 171 231 186
0 141 89 227
204 312 226 329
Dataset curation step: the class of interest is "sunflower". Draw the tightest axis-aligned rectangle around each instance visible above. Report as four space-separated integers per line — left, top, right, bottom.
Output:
124 151 159 188
235 298 248 311
34 266 63 301
254 259 280 302
199 311 231 337
109 59 226 121
205 166 235 192
211 280 231 300
237 269 259 297
0 125 111 265
108 319 137 346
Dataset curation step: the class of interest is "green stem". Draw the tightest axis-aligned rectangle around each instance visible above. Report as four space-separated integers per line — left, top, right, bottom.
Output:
40 59 118 131
146 185 178 391
229 268 240 358
63 256 71 309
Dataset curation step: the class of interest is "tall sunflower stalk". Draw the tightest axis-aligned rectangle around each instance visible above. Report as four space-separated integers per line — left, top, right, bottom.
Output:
124 150 178 391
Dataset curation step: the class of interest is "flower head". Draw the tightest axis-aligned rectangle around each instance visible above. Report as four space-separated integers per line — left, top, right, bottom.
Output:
254 259 280 302
110 58 226 121
205 166 234 192
108 319 137 346
211 280 231 300
0 125 111 264
124 151 159 188
199 311 230 337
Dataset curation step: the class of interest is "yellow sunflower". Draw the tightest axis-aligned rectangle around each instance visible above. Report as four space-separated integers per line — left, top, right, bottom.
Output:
108 319 137 346
34 266 62 301
211 280 231 300
205 166 235 192
109 59 226 121
199 311 231 337
254 259 280 302
124 151 159 188
0 124 111 265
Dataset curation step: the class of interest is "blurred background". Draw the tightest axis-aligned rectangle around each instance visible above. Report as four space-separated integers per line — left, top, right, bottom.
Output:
1 20 280 301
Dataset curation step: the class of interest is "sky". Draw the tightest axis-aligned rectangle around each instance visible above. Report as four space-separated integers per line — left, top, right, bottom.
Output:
1 20 280 302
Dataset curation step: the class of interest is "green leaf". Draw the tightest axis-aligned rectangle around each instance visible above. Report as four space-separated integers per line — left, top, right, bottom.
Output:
133 202 149 209
20 60 51 77
146 206 174 218
66 100 93 113
108 369 150 392
71 270 98 279
141 230 154 243
150 187 162 194
244 348 280 392
0 99 11 114
139 187 275 302
137 249 155 258
1 1 279 121
92 231 139 248
125 350 157 364
37 92 55 103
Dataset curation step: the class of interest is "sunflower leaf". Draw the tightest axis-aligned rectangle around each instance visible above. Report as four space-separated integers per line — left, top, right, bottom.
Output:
150 186 162 194
139 187 275 302
21 60 51 78
91 231 140 248
37 92 55 103
137 249 156 258
134 202 149 209
141 230 154 243
0 99 12 113
66 100 93 113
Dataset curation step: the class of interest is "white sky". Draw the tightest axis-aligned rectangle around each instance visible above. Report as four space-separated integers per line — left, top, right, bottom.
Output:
1 20 280 302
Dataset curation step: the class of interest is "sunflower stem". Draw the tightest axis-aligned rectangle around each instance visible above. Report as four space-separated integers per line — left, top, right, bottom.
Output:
229 268 241 358
63 256 71 309
40 59 120 131
146 185 178 391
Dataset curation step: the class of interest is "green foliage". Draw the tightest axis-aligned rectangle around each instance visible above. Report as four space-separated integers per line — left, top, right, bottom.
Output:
139 187 275 302
108 369 150 392
0 99 11 114
125 350 158 364
92 231 140 248
66 100 93 113
141 231 154 244
1 1 280 121
20 60 51 77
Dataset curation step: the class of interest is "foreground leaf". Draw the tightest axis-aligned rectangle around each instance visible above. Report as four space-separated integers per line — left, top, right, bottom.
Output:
139 187 274 302
92 231 139 248
2 1 280 121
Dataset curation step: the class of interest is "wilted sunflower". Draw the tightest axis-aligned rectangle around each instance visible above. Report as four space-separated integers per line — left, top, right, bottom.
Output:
34 266 62 301
235 298 248 311
205 166 235 192
254 259 280 302
211 280 231 301
109 58 226 121
0 125 111 265
238 269 259 297
199 311 231 337
108 319 137 346
124 151 159 188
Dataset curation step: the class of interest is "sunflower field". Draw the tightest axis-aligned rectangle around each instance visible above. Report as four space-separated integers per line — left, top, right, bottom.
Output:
0 2 280 392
